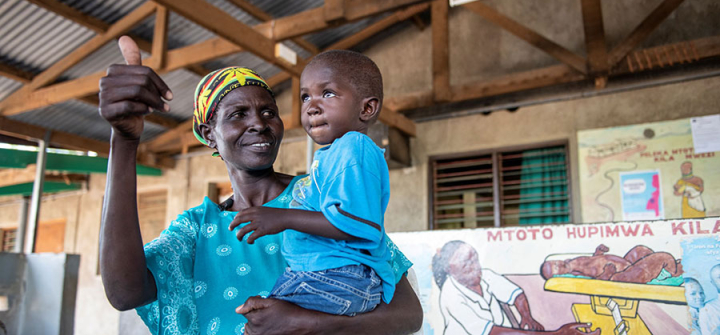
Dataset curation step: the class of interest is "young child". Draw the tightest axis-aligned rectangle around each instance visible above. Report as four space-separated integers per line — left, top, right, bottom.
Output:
231 50 395 316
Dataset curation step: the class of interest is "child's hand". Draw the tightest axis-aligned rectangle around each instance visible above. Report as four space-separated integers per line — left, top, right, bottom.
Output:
230 207 289 244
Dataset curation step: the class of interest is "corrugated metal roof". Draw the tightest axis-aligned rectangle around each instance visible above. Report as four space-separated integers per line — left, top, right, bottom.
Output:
0 0 95 74
0 0 415 145
8 99 166 142
0 78 23 101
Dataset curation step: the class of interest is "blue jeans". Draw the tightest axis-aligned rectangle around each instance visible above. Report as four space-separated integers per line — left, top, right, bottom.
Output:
268 264 382 316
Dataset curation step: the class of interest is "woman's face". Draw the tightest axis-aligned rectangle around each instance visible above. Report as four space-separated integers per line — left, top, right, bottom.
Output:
448 244 483 288
208 86 283 172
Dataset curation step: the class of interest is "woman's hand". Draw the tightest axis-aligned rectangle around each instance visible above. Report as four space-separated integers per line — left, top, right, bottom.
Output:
98 36 172 141
230 207 290 244
237 297 315 335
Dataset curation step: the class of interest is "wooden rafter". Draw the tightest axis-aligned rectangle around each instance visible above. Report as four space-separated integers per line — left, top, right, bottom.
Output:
432 0 450 102
224 0 320 55
326 3 430 51
152 0 305 76
252 0 428 41
2 1 429 118
608 0 686 67
0 116 109 154
144 2 429 153
263 3 431 95
25 0 111 34
450 65 585 102
148 6 169 70
0 37 245 116
288 77 301 130
0 116 175 168
580 0 608 75
385 35 720 114
614 35 720 73
142 119 194 152
462 1 587 74
0 2 157 114
0 50 178 129
24 0 208 77
0 62 34 83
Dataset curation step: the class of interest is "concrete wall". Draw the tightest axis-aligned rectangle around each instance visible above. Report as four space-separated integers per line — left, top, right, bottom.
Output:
1 2 718 334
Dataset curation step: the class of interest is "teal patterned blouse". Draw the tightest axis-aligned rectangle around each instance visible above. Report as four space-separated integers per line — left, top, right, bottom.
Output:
136 176 413 335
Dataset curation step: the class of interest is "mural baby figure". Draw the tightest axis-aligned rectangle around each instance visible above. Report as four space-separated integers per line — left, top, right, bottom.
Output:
231 50 397 316
540 244 683 284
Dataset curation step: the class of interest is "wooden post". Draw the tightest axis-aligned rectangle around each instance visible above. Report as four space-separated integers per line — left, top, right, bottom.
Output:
432 0 451 102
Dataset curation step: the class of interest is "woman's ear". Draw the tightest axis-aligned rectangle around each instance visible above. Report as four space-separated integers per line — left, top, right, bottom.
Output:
359 97 381 122
198 123 216 149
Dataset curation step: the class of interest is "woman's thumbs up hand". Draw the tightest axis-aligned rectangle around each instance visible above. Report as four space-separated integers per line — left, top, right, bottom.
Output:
99 36 173 141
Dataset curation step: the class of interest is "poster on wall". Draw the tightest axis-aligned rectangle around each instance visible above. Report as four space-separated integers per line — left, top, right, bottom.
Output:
578 118 719 223
619 170 664 221
389 218 720 335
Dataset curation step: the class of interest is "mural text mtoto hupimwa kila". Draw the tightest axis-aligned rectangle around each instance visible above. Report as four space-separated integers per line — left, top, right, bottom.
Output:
390 218 720 335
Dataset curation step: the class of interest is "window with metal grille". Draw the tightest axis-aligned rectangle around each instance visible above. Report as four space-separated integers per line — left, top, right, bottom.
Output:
2 228 17 252
429 143 571 229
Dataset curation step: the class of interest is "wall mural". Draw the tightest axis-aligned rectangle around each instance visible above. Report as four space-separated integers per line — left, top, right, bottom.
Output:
578 118 718 223
389 218 720 335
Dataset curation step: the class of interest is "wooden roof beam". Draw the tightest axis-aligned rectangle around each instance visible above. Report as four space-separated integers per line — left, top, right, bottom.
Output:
0 116 109 154
386 35 720 113
0 116 174 168
463 1 587 74
608 0 686 68
0 53 178 129
148 6 169 70
2 1 431 117
432 0 450 102
581 0 609 76
0 37 244 116
153 0 306 76
24 0 110 34
225 0 320 55
0 2 157 114
0 62 34 83
24 0 210 77
253 0 430 41
265 3 431 90
288 77 301 130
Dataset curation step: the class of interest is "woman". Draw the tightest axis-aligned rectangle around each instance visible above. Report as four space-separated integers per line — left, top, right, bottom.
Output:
431 240 599 335
99 36 422 335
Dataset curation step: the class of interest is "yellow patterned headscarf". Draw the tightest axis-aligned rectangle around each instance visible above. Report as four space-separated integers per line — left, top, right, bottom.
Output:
193 67 274 148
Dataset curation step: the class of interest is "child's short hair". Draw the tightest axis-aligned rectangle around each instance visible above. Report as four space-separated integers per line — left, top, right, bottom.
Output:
306 50 384 105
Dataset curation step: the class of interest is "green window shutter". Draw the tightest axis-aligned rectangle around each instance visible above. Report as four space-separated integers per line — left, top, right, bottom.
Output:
430 143 572 229
500 146 570 225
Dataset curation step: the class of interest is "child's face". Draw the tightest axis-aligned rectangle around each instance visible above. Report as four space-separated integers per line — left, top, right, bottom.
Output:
300 64 365 145
684 281 705 309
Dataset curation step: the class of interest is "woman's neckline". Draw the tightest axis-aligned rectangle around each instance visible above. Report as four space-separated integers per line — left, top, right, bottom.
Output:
216 174 302 213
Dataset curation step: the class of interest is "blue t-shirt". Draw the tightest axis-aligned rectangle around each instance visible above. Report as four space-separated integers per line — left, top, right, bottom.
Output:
285 131 395 303
136 175 412 335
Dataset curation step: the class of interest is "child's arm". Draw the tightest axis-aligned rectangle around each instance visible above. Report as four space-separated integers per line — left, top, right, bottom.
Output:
229 207 358 244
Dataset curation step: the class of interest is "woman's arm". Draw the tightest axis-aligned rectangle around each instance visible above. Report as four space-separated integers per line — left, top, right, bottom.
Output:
98 36 172 311
238 275 423 335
